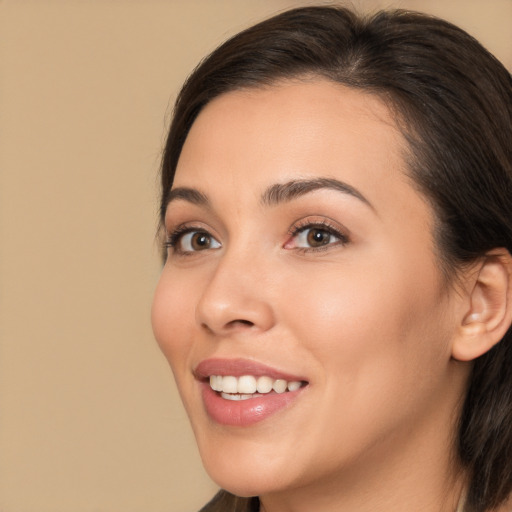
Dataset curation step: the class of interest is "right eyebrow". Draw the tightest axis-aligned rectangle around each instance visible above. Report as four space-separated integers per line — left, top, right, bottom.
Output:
165 187 210 208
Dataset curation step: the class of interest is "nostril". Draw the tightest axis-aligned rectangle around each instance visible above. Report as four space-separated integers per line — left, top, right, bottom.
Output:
200 319 254 333
227 319 254 328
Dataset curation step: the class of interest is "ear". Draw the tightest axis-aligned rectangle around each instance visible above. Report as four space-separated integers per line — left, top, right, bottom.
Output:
452 249 512 362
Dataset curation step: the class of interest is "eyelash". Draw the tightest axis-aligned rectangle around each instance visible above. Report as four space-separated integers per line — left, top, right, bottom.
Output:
287 219 349 253
164 219 349 256
164 225 216 256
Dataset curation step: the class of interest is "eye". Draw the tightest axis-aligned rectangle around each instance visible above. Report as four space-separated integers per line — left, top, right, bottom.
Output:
166 227 221 255
296 227 337 248
180 231 220 252
284 221 348 251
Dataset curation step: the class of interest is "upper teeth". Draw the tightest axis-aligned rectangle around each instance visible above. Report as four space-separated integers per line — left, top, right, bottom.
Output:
209 375 302 394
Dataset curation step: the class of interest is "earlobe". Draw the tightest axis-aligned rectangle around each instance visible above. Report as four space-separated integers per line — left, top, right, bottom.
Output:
452 249 512 362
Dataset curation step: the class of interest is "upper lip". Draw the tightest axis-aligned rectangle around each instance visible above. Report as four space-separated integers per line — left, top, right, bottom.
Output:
194 358 308 383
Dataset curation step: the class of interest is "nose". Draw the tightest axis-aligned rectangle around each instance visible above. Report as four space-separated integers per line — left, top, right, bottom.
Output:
195 249 276 336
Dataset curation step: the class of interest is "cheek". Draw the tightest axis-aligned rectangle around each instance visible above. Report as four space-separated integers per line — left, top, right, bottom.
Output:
151 271 197 376
281 254 449 386
278 262 453 465
281 261 392 343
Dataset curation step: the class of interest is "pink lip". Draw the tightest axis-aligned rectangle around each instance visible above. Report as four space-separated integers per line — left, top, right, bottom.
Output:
194 358 306 381
195 358 308 427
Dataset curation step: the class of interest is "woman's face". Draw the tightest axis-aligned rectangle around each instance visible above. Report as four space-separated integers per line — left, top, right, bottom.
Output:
152 81 465 499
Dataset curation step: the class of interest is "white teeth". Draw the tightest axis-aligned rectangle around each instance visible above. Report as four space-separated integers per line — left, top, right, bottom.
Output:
273 379 287 394
222 376 238 394
209 375 223 392
210 375 304 396
256 376 273 393
287 381 302 392
237 375 257 394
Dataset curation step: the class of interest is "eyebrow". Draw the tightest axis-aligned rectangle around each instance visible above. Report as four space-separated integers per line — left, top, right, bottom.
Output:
165 187 210 207
166 177 373 211
261 177 374 210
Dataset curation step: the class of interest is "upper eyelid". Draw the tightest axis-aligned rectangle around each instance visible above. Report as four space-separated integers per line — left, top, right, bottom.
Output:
165 223 219 247
168 224 216 237
290 219 338 231
288 216 349 236
165 219 216 236
165 221 200 236
164 203 221 235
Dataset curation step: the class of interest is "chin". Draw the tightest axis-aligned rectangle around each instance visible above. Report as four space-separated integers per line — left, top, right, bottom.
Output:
205 466 288 498
195 432 299 498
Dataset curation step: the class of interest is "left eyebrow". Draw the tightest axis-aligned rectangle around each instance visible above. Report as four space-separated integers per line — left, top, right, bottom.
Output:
261 177 374 210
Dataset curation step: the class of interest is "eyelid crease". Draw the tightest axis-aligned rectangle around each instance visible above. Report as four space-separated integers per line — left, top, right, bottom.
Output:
288 217 349 238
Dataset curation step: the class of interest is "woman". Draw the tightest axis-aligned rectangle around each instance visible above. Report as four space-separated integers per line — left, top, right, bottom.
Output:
151 6 512 512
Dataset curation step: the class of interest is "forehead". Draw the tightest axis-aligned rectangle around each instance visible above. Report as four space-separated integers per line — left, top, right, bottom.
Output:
172 80 429 227
174 79 407 190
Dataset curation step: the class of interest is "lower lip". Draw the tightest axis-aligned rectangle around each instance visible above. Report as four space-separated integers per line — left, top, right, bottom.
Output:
201 382 305 427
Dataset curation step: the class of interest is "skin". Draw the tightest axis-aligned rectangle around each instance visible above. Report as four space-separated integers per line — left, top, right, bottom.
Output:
152 80 476 512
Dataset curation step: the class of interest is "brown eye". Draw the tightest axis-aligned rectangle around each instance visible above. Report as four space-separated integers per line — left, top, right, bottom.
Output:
284 223 347 252
176 230 221 253
190 232 212 250
306 228 332 247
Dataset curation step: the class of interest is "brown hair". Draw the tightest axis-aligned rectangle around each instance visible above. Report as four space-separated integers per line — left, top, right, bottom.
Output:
160 6 512 512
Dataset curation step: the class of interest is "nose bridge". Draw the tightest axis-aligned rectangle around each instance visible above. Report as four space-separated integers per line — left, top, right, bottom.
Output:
195 241 275 335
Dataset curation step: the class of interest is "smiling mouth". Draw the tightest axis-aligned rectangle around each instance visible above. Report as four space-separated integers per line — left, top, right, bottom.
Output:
209 375 307 400
195 359 309 426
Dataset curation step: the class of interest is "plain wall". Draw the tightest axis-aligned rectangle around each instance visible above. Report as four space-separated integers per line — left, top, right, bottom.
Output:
1 1 510 511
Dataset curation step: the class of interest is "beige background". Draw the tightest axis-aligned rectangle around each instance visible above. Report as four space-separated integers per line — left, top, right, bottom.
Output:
0 1 510 511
